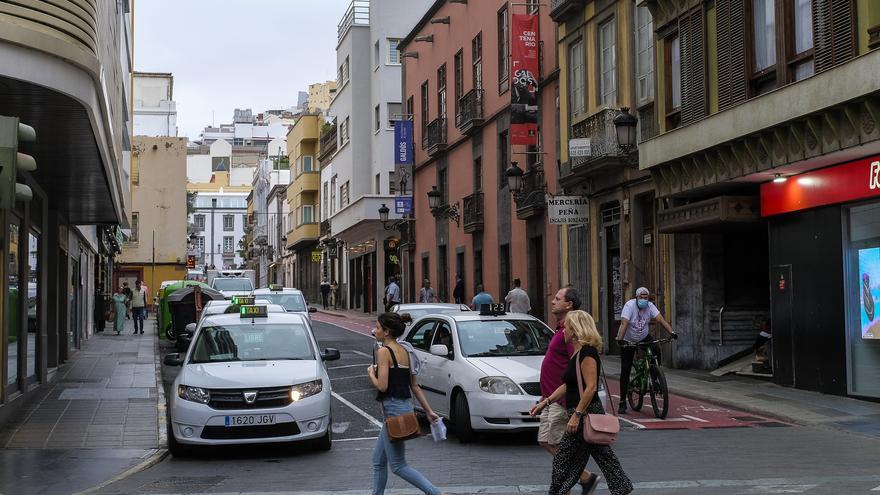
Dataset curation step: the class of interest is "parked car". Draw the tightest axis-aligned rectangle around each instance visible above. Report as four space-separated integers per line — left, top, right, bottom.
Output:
388 303 471 322
252 285 316 321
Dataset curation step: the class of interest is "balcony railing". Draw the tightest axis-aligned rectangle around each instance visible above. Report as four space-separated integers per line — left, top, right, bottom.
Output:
338 0 369 42
513 168 546 220
549 0 586 22
569 108 631 173
456 89 484 135
320 219 331 237
423 117 448 157
318 123 337 162
462 192 484 234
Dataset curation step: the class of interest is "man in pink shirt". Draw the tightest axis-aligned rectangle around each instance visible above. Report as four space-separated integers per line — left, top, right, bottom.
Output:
538 287 580 455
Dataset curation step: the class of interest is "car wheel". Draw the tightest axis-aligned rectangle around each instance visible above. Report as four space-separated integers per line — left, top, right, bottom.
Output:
453 393 476 443
312 428 332 452
166 418 190 457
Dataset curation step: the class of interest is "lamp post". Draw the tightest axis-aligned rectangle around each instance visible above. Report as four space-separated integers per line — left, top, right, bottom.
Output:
426 186 460 227
505 161 525 193
613 107 638 152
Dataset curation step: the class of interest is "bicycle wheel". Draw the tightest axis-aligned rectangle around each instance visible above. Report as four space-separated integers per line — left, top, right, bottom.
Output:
627 376 644 411
648 365 669 419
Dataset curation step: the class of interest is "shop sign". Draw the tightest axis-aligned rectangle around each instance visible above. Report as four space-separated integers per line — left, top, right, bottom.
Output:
393 120 414 165
311 250 322 263
395 196 413 215
761 156 880 216
510 13 539 146
547 196 589 224
569 138 591 158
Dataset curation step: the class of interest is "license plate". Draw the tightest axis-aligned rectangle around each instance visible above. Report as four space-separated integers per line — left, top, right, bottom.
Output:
224 414 276 427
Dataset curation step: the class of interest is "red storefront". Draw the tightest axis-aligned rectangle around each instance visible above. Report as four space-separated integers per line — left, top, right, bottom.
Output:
761 155 880 398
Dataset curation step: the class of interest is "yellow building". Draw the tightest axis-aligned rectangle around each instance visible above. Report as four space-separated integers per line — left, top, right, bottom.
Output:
307 81 337 113
117 137 189 296
285 113 323 302
552 0 669 348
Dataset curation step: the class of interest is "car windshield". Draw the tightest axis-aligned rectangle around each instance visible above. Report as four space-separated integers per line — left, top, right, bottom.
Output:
457 320 554 357
190 323 314 363
212 278 253 291
258 293 307 312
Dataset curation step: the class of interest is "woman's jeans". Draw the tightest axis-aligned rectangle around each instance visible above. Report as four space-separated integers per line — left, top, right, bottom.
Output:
372 398 441 495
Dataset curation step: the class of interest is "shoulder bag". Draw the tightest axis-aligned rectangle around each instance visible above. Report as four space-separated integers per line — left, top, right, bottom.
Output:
380 345 422 442
575 349 620 445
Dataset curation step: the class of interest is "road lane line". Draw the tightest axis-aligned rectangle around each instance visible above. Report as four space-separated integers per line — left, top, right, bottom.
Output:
329 363 372 370
349 349 373 358
616 416 646 429
334 436 378 442
331 391 383 428
871 485 880 491
634 417 691 423
681 414 710 423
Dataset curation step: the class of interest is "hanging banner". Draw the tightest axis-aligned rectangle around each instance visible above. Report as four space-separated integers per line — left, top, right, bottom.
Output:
393 120 414 165
510 14 539 145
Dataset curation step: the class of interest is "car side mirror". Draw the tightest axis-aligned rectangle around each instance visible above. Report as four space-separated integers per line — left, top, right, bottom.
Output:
163 353 183 366
185 323 197 333
308 307 318 313
430 344 449 357
321 348 341 361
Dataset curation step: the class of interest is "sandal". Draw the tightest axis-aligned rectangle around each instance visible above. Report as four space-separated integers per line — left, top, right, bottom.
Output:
580 473 599 495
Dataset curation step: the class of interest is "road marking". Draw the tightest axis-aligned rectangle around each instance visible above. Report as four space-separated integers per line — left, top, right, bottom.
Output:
632 417 691 423
871 485 880 491
329 363 372 370
331 391 383 428
334 436 378 442
349 349 373 358
616 415 646 429
681 414 710 423
331 422 350 434
330 374 367 381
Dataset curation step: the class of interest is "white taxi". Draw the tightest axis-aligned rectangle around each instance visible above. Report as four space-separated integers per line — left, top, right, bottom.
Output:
164 305 340 455
401 304 552 442
251 285 316 321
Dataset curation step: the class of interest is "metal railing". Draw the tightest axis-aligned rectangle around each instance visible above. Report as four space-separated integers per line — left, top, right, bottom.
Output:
423 117 448 152
338 0 370 42
570 108 628 168
320 220 331 237
462 192 484 231
513 169 546 212
318 124 337 161
456 89 484 130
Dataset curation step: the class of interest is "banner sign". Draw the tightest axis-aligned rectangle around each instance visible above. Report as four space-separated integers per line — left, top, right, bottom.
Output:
510 14 539 146
393 120 414 165
569 138 591 158
395 196 413 215
547 196 589 224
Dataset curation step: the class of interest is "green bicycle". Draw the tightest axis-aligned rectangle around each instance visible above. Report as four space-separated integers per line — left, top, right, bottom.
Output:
623 337 674 419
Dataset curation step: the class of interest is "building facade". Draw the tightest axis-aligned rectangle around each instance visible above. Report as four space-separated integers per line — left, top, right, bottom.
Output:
308 81 338 113
1 0 132 419
187 164 253 270
248 159 290 287
132 72 177 137
639 0 880 398
402 0 561 320
286 114 323 303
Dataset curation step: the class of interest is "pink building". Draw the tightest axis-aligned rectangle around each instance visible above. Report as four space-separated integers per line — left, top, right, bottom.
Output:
400 0 560 320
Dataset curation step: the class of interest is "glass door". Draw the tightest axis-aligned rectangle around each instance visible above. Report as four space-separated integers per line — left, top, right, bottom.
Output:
846 202 880 398
6 219 21 393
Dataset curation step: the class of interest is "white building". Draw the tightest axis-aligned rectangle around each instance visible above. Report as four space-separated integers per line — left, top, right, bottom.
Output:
190 193 249 269
250 159 291 287
133 72 177 137
321 0 430 312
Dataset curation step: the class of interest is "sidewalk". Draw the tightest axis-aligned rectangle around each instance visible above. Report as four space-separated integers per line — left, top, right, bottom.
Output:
316 307 378 324
0 318 164 495
602 355 880 438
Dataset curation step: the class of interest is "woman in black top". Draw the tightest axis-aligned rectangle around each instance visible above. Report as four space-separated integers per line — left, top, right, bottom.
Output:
530 310 633 495
367 313 449 495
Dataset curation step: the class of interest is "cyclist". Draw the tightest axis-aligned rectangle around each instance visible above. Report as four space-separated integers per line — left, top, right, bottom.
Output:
615 287 677 414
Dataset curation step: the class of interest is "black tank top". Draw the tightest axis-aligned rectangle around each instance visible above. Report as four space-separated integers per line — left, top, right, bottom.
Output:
376 345 412 401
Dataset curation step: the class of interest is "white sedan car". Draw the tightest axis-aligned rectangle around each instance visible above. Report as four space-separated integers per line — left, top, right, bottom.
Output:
164 307 340 455
400 306 554 442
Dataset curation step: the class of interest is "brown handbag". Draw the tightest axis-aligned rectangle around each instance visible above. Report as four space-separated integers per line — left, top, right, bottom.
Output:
385 412 421 442
575 348 620 445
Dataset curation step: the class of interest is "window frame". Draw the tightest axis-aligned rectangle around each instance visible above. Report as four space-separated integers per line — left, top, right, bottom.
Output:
222 235 234 253
635 5 656 106
664 31 682 130
223 214 234 232
421 80 430 138
598 16 618 107
568 37 585 119
454 49 464 120
387 38 401 65
748 0 780 95
194 214 205 230
130 212 139 243
498 6 510 94
472 32 483 90
437 63 447 120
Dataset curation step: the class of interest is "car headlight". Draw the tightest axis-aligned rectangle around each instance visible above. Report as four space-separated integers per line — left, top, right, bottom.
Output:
178 385 210 404
290 379 324 401
478 376 522 395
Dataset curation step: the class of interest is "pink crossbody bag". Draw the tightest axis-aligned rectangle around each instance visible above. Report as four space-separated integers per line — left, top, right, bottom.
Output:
575 350 620 445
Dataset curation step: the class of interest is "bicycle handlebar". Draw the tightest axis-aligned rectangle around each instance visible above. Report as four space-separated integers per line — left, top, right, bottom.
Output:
618 337 675 348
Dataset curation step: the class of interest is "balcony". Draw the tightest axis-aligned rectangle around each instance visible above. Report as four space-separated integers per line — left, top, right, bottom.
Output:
462 192 484 234
338 0 369 43
513 169 546 220
456 89 484 135
561 108 633 186
288 223 321 249
318 123 337 162
549 0 586 22
320 219 332 238
423 117 448 157
293 171 320 192
658 196 760 233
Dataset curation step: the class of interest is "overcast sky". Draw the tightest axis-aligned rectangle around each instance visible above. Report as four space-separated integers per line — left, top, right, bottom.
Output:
135 0 348 140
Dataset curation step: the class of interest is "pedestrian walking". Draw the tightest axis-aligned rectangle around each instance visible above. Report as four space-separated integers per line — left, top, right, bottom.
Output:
330 280 339 310
615 287 677 414
384 277 401 312
453 276 465 304
504 278 531 314
470 284 493 310
111 287 128 335
130 280 148 335
320 278 331 310
367 313 450 495
531 310 633 495
418 279 436 303
122 282 133 319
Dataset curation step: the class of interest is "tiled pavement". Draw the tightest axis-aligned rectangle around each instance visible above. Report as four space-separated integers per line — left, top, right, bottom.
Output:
0 318 160 450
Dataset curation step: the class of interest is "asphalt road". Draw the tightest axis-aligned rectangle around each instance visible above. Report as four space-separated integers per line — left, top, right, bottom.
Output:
94 318 880 495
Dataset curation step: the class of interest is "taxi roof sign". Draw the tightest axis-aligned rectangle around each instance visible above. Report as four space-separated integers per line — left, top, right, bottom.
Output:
240 305 268 318
269 284 283 291
232 295 255 306
479 303 506 316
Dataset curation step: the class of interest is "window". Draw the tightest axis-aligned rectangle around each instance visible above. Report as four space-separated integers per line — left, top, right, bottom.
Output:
635 6 655 105
340 117 350 144
498 7 509 93
472 32 483 90
194 214 205 230
752 0 776 72
473 157 483 192
323 182 329 219
568 38 585 118
375 104 381 132
340 181 350 207
437 64 447 119
338 56 350 87
223 214 234 231
375 173 381 194
790 0 814 80
438 167 448 205
474 247 483 286
330 176 337 214
389 171 397 194
599 17 617 106
454 50 464 119
665 33 682 129
387 102 402 128
421 81 430 136
406 97 414 121
241 214 247 228
406 320 437 351
301 156 313 173
196 236 205 255
499 243 510 297
302 205 315 224
527 0 539 15
387 38 401 65
498 130 509 186
223 236 234 253
131 212 139 243
374 40 380 68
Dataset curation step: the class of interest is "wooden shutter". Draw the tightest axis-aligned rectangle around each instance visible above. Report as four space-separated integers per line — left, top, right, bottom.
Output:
716 0 747 110
813 0 856 73
680 7 707 125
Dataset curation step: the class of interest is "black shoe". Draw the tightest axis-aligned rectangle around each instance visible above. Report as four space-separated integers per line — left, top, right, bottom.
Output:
580 473 599 495
140 330 144 334
618 403 627 415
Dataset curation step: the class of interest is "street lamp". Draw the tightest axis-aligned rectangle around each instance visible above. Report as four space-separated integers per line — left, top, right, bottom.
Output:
378 203 413 232
427 186 442 210
505 161 525 193
426 186 461 227
378 203 390 223
613 107 638 151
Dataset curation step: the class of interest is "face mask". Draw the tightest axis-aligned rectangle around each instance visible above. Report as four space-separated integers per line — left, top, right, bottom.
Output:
637 299 649 309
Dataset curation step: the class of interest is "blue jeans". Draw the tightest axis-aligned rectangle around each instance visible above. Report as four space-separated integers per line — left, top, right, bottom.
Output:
132 307 146 332
372 398 441 495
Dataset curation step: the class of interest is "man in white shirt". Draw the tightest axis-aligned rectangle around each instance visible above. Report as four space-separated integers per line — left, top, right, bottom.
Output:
504 278 531 314
384 276 401 312
615 287 677 414
418 279 436 303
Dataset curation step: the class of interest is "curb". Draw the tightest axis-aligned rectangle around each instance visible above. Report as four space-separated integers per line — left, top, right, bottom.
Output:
71 448 169 495
154 318 168 449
